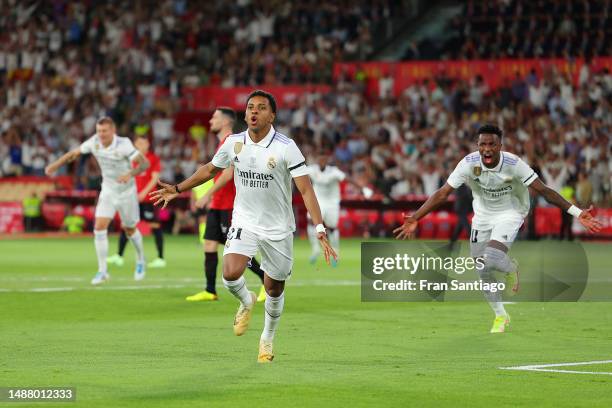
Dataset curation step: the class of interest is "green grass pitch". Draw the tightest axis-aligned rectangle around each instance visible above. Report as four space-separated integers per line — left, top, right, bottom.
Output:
1 236 611 407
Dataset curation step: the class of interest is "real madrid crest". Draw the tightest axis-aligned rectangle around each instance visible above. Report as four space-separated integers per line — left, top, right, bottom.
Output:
267 156 277 170
233 142 243 155
473 166 481 177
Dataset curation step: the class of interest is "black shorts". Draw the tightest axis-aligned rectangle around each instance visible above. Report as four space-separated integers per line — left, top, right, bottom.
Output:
139 202 158 222
194 208 207 218
204 209 232 243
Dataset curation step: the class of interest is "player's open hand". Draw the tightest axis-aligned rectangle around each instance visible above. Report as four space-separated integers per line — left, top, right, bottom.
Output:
117 173 131 183
150 181 179 209
578 205 603 233
393 215 418 240
317 233 338 265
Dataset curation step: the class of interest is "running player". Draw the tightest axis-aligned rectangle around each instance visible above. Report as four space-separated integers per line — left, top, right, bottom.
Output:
151 90 336 362
107 135 166 268
186 107 266 302
307 148 373 266
394 124 602 333
45 117 150 284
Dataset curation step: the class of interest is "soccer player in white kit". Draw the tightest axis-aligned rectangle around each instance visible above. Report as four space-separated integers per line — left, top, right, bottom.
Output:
394 124 602 333
45 117 150 285
151 90 336 362
307 148 374 265
307 149 345 266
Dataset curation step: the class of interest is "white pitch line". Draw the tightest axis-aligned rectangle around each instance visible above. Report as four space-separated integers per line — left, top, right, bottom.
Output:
0 280 360 293
500 360 612 376
0 276 361 285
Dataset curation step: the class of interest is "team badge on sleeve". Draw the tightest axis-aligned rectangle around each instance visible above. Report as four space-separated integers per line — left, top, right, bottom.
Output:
473 166 482 176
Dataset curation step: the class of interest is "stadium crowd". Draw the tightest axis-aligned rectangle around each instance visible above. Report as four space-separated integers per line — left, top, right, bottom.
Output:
1 0 610 212
407 0 610 60
0 0 397 183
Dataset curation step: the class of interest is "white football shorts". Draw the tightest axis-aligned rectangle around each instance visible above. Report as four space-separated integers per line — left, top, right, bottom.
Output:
95 187 140 228
223 225 293 281
469 212 524 257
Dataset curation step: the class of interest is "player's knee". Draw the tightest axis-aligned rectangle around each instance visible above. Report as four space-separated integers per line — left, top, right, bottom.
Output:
264 279 284 297
265 285 283 298
222 259 246 281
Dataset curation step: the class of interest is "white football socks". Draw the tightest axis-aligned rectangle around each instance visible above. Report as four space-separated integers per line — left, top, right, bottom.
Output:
261 291 285 342
93 229 108 274
128 229 145 263
329 227 340 254
223 276 253 307
307 224 320 258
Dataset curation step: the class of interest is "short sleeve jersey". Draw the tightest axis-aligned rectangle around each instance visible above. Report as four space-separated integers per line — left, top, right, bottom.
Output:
211 126 309 239
447 151 537 229
80 134 140 194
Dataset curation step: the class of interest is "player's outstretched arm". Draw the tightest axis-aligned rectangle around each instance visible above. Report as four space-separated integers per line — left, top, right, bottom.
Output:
294 175 338 265
195 166 234 209
529 178 603 233
45 148 81 176
394 183 455 239
149 162 222 208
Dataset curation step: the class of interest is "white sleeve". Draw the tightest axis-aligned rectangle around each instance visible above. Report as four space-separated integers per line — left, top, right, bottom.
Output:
79 135 96 154
120 138 140 161
333 167 346 182
211 139 232 169
446 158 470 189
286 141 309 178
515 158 538 186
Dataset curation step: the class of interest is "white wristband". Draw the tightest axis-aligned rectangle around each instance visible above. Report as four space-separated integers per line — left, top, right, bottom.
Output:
567 205 582 218
315 224 326 234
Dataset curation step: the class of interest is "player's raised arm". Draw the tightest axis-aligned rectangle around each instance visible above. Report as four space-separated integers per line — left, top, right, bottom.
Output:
394 183 455 240
150 162 222 208
294 175 337 265
45 148 81 176
528 178 602 233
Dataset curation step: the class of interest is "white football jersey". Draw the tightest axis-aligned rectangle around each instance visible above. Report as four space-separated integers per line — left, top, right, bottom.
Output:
80 134 140 194
308 164 345 207
447 151 537 229
211 126 310 240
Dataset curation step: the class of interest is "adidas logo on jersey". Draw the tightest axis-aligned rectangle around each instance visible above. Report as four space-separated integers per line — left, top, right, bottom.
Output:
234 156 240 162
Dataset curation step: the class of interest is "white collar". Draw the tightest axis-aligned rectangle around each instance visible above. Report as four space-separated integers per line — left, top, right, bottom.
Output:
244 126 276 148
98 134 117 150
